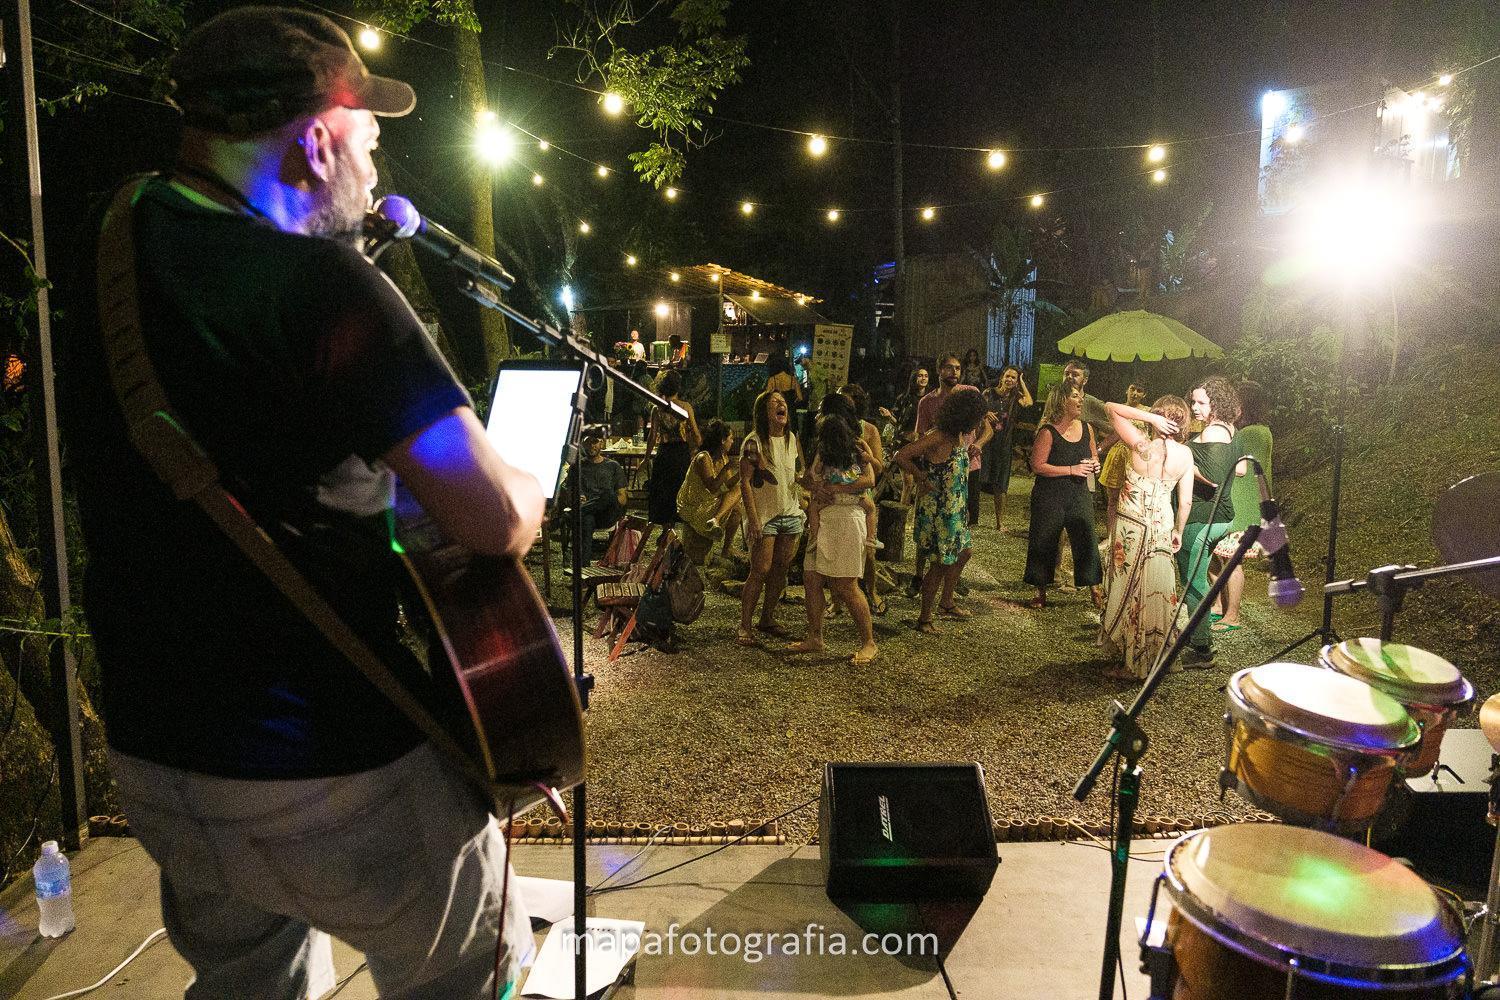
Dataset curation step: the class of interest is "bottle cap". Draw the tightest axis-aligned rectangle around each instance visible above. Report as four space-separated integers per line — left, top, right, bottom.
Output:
41 841 59 855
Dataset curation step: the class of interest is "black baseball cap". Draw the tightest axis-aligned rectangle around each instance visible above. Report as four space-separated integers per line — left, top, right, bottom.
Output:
168 6 415 135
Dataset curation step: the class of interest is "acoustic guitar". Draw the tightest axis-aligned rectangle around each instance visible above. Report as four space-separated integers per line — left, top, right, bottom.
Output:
393 488 586 818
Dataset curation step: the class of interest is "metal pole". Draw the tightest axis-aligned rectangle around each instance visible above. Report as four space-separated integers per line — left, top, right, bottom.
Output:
3 0 86 849
889 0 903 354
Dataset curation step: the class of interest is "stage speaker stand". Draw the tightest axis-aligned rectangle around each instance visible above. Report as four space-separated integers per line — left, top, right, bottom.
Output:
819 762 999 900
1375 728 1494 895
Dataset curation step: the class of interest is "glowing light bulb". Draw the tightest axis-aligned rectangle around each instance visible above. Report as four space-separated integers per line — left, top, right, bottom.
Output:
1151 168 1167 184
1146 144 1166 163
1285 123 1306 144
920 206 936 221
475 108 497 124
1029 193 1045 209
710 274 720 283
1262 90 1287 117
357 26 381 51
531 173 544 186
654 301 669 317
986 149 1007 170
602 91 625 116
750 289 761 299
538 139 550 151
740 201 755 216
669 271 681 282
578 221 591 234
475 124 516 164
807 134 828 157
596 165 609 178
625 254 637 267
1438 73 1453 87
826 208 841 223
664 187 678 201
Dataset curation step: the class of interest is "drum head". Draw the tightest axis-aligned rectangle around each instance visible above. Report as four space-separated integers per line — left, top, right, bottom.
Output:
1167 824 1466 985
1324 639 1473 707
1233 663 1420 753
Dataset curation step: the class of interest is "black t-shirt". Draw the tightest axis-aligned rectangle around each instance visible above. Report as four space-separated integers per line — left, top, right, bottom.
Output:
62 178 470 779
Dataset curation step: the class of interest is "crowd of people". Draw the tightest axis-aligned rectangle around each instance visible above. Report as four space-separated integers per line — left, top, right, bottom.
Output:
628 348 1274 677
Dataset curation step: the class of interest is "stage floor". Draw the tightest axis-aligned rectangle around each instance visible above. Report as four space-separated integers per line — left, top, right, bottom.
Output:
1 834 1163 999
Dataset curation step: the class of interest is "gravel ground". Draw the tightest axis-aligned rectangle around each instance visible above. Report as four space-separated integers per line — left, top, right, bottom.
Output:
543 476 1343 843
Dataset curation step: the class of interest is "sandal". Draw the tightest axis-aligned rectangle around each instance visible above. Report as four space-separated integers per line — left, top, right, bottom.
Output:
735 629 758 647
871 595 888 616
912 619 940 635
850 649 879 666
1210 621 1243 633
938 604 972 620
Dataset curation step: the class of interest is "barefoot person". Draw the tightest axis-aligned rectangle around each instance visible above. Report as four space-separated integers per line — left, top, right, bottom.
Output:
1024 383 1104 608
738 390 804 645
787 412 878 665
1098 397 1193 680
909 354 988 594
896 389 990 634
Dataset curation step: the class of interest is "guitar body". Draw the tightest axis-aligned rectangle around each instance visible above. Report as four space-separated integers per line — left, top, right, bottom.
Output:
394 489 585 816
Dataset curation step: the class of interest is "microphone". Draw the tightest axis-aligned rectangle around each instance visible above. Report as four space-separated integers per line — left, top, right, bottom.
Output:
1249 459 1305 607
367 195 515 292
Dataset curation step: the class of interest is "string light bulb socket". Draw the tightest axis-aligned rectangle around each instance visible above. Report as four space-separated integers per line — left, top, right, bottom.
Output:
538 139 550 151
602 91 625 116
596 165 609 178
1146 144 1166 163
357 26 381 51
1029 193 1045 209
986 149 1007 170
531 173 544 186
654 301 669 317
1438 73 1453 86
740 201 755 216
1151 168 1167 184
826 208 841 223
920 206 936 221
807 134 828 157
625 254 638 267
669 271 681 282
664 187 678 201
578 221 591 235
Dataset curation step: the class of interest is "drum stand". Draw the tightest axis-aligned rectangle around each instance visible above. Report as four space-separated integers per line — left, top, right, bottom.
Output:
1074 521 1267 1000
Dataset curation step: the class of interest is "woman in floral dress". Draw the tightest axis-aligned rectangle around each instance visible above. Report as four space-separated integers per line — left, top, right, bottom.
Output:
895 390 990 635
1098 396 1193 680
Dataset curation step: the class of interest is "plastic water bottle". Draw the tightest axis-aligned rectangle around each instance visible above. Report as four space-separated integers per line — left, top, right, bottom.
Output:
33 841 75 937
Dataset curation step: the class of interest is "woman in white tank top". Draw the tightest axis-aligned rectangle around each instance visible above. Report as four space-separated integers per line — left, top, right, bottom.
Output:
738 389 805 646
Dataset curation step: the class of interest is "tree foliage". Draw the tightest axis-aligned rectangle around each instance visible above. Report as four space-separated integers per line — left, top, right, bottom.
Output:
554 0 748 187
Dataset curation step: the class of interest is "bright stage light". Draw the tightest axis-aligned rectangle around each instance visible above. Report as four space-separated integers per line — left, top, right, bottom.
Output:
986 149 1007 170
475 124 517 164
826 208 841 222
1146 144 1166 163
560 285 575 311
1294 178 1412 285
920 206 936 221
602 92 625 115
654 301 669 317
1262 90 1287 117
1029 193 1045 208
1151 168 1167 184
807 134 828 157
357 26 381 51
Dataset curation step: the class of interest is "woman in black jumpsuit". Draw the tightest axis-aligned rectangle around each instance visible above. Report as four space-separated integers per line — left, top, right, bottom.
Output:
1024 383 1103 608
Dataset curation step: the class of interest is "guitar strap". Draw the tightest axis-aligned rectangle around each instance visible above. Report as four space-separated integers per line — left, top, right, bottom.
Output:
94 176 489 792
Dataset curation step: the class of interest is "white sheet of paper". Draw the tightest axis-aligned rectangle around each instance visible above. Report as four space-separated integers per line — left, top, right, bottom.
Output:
521 917 644 998
517 876 575 925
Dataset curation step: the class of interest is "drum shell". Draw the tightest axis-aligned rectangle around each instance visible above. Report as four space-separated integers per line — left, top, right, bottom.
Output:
1224 668 1416 829
1165 907 1465 1000
1319 644 1474 779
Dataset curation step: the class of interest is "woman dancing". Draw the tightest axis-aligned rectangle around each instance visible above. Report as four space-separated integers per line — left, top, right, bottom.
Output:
1098 397 1192 680
1023 383 1103 609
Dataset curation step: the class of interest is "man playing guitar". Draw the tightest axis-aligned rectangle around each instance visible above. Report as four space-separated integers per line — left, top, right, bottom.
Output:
62 8 545 997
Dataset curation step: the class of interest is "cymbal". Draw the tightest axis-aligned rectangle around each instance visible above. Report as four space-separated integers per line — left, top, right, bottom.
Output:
1482 694 1500 753
1431 472 1500 598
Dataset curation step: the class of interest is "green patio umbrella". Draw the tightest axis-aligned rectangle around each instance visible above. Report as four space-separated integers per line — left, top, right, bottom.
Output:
1056 310 1223 362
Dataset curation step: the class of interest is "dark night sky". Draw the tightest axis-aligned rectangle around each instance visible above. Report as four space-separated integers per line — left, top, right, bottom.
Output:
33 1 1461 328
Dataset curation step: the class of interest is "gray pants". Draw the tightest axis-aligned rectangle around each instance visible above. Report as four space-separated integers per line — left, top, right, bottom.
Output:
110 743 531 999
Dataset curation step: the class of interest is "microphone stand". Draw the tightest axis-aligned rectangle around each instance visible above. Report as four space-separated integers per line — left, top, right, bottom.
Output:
1322 554 1500 644
1073 518 1267 1000
370 231 682 1000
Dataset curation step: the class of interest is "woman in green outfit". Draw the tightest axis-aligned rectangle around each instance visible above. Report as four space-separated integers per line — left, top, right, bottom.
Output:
1209 381 1273 632
1176 376 1241 667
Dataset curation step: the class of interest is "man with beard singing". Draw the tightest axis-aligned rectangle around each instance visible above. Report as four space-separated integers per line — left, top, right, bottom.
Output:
62 9 544 998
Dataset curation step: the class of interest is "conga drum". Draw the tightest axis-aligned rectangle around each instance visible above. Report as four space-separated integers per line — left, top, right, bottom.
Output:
1156 824 1469 998
1224 663 1420 830
1321 639 1475 778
